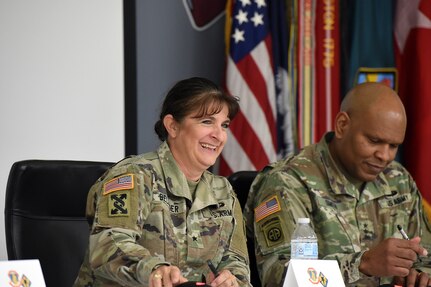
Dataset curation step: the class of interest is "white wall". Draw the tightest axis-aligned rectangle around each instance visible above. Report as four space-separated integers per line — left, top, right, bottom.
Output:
0 0 124 259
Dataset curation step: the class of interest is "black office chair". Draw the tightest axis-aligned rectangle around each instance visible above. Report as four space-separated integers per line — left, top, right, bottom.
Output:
227 171 258 210
227 170 260 287
4 159 113 287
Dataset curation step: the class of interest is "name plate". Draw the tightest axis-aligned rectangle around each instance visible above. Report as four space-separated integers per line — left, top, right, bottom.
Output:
0 259 46 287
283 259 345 287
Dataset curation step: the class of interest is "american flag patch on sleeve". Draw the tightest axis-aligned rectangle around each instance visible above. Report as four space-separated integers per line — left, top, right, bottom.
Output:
103 174 134 195
255 195 281 222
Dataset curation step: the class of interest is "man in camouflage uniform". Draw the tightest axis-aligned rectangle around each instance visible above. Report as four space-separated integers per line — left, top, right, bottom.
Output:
244 82 431 286
74 142 250 287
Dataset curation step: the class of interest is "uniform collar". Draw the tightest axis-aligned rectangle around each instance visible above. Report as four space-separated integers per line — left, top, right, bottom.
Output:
156 141 219 211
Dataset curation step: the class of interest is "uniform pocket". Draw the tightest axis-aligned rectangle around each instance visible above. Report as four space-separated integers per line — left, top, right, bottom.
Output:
187 213 233 265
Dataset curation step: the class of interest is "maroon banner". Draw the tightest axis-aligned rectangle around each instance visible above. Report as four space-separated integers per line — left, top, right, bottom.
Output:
314 0 340 142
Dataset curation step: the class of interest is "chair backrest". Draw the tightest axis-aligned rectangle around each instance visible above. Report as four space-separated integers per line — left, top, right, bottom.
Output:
227 170 260 287
4 159 113 287
227 170 258 209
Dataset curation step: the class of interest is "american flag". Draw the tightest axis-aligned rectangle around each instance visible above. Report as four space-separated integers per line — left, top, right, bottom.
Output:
255 196 281 222
103 174 134 195
219 0 295 175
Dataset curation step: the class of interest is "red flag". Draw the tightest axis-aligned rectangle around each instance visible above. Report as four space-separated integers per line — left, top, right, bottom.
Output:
395 0 431 212
314 0 340 143
220 0 293 175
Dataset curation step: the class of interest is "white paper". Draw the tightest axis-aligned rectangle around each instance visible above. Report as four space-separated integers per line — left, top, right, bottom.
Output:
283 259 345 287
0 259 46 287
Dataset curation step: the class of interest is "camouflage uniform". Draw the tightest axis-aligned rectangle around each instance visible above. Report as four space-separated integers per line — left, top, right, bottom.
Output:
244 132 431 287
74 141 251 287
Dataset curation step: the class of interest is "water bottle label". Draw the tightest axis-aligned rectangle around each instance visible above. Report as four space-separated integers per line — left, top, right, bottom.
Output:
291 242 318 259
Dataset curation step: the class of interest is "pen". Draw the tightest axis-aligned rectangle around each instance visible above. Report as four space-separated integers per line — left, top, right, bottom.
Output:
397 224 423 262
397 224 409 240
207 260 219 277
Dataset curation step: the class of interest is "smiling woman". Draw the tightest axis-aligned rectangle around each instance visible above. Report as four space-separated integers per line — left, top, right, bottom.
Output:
73 77 252 287
154 77 239 181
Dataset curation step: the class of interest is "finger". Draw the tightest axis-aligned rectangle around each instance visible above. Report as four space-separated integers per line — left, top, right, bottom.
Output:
218 275 237 287
179 276 188 284
210 270 235 287
405 269 418 287
392 266 411 278
169 267 182 285
395 248 418 267
223 275 237 287
230 276 237 287
152 272 164 287
393 243 422 262
417 272 430 287
170 267 188 286
206 271 215 284
162 272 173 287
405 237 428 257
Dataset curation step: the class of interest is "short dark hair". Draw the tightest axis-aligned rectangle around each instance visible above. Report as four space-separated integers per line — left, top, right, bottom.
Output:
154 77 239 141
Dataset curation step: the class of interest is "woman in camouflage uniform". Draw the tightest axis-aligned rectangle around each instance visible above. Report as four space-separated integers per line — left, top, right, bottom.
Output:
74 77 251 287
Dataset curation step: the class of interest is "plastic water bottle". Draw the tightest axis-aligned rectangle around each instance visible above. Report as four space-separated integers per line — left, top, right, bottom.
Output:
290 218 318 259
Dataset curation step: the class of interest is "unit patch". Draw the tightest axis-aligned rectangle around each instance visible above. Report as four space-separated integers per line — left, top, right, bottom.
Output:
262 216 285 247
103 174 134 195
255 195 281 222
109 193 129 217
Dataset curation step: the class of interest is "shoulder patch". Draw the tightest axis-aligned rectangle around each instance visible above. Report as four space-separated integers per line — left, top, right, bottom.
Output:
108 192 129 217
262 216 285 247
103 174 134 195
255 195 281 222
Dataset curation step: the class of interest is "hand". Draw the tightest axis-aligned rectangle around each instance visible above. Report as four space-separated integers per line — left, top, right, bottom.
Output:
150 265 188 287
393 268 431 287
207 269 238 287
359 237 428 277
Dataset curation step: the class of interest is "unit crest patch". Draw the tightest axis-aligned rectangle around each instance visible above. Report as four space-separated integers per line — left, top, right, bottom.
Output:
109 193 129 217
262 216 285 247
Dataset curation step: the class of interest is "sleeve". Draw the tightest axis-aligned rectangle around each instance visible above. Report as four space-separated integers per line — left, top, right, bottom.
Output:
217 190 252 287
323 168 431 284
407 175 431 271
320 251 368 283
252 170 370 286
87 165 169 286
251 171 308 287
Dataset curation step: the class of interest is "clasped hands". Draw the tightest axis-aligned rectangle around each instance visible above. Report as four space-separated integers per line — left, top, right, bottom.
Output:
150 265 238 287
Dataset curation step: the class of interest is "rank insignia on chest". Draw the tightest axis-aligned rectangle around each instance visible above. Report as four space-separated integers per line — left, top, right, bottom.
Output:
190 232 204 248
108 192 129 217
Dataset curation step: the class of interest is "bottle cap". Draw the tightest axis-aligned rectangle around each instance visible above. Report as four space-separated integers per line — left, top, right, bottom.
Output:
298 218 310 223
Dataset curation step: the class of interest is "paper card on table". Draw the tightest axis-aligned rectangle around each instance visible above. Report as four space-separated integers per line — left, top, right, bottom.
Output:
283 259 345 287
0 259 46 287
